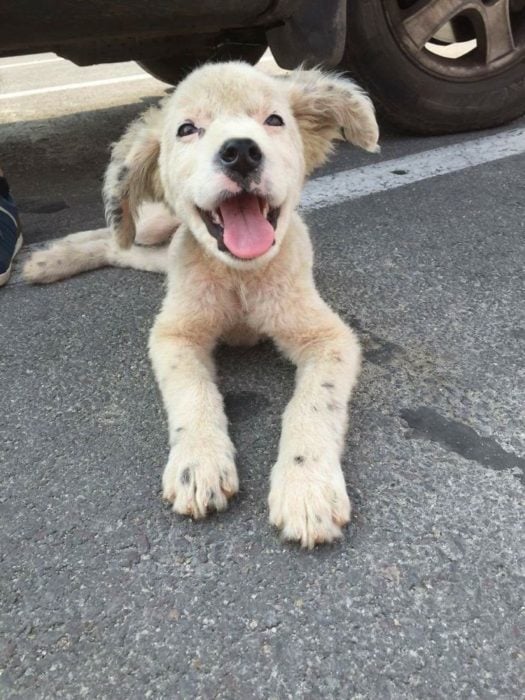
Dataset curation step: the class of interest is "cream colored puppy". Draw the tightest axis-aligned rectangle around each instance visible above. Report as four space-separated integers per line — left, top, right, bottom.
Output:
24 62 379 548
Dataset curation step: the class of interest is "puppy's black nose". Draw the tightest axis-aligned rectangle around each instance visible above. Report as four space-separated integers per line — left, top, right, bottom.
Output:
219 138 262 178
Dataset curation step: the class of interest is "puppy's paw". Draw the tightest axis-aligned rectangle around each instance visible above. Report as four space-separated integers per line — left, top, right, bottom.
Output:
268 459 351 549
162 436 238 519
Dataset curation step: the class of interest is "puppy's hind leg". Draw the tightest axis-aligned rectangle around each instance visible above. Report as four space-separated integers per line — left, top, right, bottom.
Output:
23 229 113 284
107 242 170 274
62 227 110 244
23 230 169 284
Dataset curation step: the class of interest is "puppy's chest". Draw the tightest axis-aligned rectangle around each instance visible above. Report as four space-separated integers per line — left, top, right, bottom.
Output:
229 276 282 329
234 280 251 315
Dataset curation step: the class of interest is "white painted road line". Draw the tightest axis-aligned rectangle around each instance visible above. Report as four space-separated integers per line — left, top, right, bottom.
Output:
301 127 525 210
0 57 63 70
0 73 153 100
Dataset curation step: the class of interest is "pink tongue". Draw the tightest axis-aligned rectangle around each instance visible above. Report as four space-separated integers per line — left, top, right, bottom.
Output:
220 193 275 259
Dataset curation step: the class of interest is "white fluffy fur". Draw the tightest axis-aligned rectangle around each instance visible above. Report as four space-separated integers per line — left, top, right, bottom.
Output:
23 62 379 548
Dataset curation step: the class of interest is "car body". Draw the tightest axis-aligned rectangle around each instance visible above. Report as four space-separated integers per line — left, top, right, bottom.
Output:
2 0 524 133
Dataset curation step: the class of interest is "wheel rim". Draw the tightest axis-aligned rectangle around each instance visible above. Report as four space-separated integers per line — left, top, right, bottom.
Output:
383 0 525 80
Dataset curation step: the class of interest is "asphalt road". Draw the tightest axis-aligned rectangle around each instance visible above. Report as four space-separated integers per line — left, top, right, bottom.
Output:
1 54 524 699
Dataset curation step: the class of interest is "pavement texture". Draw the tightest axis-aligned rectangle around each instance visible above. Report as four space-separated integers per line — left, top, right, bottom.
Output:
1 55 524 699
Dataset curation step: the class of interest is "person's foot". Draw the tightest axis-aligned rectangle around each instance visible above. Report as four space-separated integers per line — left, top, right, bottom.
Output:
0 174 23 287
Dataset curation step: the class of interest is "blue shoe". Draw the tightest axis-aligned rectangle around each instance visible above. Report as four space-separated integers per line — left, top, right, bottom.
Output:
0 176 23 287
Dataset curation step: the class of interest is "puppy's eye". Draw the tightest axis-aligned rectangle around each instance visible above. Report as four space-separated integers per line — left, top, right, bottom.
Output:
177 122 198 138
265 114 284 127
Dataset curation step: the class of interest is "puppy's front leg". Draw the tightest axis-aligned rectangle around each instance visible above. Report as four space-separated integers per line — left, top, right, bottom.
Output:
149 314 238 518
268 297 361 548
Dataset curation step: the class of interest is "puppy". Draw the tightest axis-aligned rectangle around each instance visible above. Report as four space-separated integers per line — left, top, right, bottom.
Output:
24 62 379 548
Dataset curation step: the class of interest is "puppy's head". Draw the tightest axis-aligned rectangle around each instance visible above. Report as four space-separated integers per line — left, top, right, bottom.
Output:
125 62 379 267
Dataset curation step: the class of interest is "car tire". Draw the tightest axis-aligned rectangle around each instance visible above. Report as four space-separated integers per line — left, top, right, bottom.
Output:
139 42 267 85
340 0 525 134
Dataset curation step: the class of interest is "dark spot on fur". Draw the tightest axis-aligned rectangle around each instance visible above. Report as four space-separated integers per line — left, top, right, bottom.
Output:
392 169 408 175
327 401 342 412
56 259 63 265
110 206 123 226
312 405 319 412
207 488 216 501
322 382 335 389
176 426 184 432
180 467 191 485
105 195 124 227
117 164 129 182
37 261 46 267
170 364 178 369
294 455 305 464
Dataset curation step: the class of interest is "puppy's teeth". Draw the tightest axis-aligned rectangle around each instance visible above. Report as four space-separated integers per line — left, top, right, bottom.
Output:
211 210 221 225
262 203 269 218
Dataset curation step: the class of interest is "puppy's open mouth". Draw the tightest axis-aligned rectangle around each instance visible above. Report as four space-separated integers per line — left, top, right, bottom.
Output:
199 192 280 260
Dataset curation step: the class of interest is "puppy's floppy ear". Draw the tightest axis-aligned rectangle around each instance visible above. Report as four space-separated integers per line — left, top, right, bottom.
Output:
103 106 164 249
285 68 379 175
